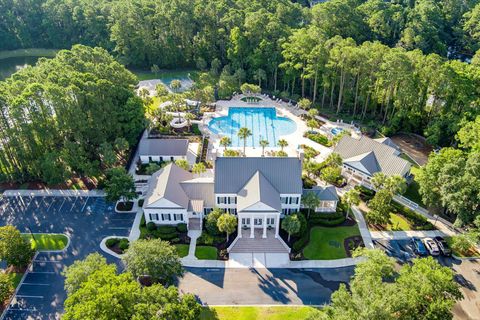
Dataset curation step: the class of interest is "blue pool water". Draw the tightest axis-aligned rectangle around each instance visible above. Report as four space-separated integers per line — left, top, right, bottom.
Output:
208 107 297 147
331 127 344 135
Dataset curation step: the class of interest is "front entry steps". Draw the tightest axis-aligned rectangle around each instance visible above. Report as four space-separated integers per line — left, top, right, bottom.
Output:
229 229 288 253
189 218 201 230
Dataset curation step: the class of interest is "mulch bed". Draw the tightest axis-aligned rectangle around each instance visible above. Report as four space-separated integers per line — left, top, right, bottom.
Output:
344 236 364 257
116 201 134 211
209 231 237 261
108 242 127 255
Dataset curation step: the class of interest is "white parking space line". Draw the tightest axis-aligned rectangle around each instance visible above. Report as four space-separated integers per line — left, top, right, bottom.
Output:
58 198 66 211
46 199 55 212
23 197 33 211
108 227 130 230
28 272 55 274
21 283 50 286
69 197 78 212
81 197 90 212
33 260 59 263
15 295 44 299
7 308 37 311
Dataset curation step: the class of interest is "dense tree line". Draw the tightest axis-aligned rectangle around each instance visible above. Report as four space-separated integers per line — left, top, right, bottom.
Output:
0 45 145 183
1 0 480 146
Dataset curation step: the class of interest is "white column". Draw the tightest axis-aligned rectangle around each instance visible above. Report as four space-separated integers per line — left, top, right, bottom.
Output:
262 214 267 238
250 215 255 238
275 215 280 238
238 215 242 238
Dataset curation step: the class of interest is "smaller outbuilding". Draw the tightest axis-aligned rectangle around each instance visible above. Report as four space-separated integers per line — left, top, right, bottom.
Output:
302 185 339 213
138 138 189 164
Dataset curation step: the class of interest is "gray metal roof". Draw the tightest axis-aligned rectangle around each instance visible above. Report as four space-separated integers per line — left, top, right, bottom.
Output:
333 136 410 177
237 171 281 212
180 178 215 208
214 157 303 194
303 185 339 201
344 151 381 176
138 138 189 156
144 163 192 208
374 137 400 153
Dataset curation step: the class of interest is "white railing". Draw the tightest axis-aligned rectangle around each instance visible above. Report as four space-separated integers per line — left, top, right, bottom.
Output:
277 236 292 253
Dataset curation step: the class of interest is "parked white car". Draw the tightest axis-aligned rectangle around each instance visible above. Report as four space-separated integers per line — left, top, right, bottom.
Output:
423 238 440 256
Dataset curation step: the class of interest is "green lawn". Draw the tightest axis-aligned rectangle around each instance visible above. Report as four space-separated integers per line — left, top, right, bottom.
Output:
386 213 412 231
0 48 59 60
7 272 23 289
22 233 68 251
303 225 361 260
195 245 218 260
200 306 320 320
403 166 425 207
174 244 189 258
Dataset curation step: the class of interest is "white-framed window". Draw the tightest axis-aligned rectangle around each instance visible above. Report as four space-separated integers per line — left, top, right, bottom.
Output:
149 213 159 221
204 208 213 215
217 197 226 204
281 197 288 204
267 218 275 225
161 213 171 221
174 214 183 221
242 218 250 225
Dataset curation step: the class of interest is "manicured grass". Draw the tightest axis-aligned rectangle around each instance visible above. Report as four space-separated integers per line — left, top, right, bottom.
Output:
7 272 23 289
22 233 68 251
199 306 320 320
0 48 59 60
195 245 218 260
303 225 361 260
387 213 411 231
403 166 425 206
174 244 189 258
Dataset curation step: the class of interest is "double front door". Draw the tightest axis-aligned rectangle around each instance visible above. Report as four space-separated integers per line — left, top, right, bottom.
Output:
243 217 275 227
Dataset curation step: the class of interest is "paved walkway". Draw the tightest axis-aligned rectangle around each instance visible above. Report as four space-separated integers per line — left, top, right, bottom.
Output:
3 189 105 197
370 230 449 240
351 207 374 249
186 230 201 260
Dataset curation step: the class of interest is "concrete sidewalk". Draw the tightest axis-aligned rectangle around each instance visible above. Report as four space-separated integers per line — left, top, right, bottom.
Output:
3 189 105 197
351 207 374 249
370 230 449 240
181 254 363 269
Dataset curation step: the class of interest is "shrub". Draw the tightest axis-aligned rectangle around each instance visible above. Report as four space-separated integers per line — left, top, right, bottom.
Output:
292 235 309 252
106 238 119 248
302 175 317 189
205 209 223 235
0 273 13 303
157 225 177 234
355 185 375 201
304 132 331 147
176 223 188 233
297 212 308 235
170 237 181 244
146 222 157 231
118 239 130 251
197 232 214 245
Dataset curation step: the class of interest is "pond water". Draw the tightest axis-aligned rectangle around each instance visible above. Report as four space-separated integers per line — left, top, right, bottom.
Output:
0 56 46 80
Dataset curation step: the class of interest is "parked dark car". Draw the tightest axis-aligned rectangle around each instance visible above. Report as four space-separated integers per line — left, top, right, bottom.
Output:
411 237 428 256
434 236 452 256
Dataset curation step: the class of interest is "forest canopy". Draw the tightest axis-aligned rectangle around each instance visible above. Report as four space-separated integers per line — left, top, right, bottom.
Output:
0 45 145 184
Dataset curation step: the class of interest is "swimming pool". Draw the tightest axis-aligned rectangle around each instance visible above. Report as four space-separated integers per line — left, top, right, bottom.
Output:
208 107 297 147
331 127 344 135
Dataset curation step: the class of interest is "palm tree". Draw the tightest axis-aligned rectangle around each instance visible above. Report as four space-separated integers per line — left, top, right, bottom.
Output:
259 139 269 157
308 108 318 119
302 192 321 218
278 139 288 151
343 188 361 219
219 136 232 151
237 127 252 156
170 79 182 92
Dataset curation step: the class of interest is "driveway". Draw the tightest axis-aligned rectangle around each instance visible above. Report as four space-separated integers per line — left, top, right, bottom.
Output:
374 239 480 320
0 195 136 320
178 267 354 306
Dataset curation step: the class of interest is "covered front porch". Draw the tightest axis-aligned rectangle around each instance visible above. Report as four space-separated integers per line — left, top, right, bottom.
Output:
237 212 280 239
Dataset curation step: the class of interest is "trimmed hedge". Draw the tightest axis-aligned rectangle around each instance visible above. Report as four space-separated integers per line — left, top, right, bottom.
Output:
146 222 157 231
118 239 130 251
176 223 188 233
106 238 119 247
391 202 435 230
157 225 177 234
304 132 332 147
197 232 225 245
293 235 309 252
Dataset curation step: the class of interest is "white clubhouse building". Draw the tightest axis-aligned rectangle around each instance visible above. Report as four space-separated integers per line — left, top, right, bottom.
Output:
143 157 304 239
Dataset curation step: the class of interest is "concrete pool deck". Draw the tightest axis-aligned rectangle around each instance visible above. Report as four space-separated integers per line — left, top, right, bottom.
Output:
203 96 334 161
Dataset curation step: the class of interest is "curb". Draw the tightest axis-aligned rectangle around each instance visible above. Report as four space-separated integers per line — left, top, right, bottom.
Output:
100 236 128 259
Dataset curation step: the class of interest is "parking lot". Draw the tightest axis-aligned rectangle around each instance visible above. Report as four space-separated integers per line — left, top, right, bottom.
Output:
0 195 136 320
374 238 480 320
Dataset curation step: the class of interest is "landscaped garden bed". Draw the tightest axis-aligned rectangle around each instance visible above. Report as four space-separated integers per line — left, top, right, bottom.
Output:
21 233 69 251
139 216 190 245
196 231 236 260
106 237 130 254
300 144 319 159
116 201 134 211
303 131 332 147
